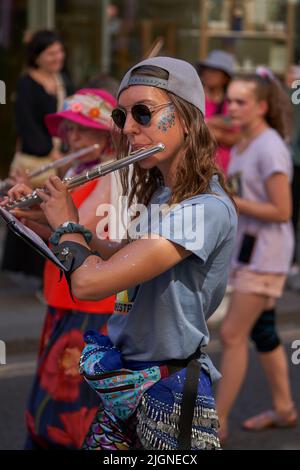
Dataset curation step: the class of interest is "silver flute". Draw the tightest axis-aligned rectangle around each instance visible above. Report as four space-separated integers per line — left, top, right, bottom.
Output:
0 144 100 195
5 143 165 210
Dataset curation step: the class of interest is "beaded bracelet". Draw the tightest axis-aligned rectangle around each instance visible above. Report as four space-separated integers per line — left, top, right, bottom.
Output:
49 221 93 246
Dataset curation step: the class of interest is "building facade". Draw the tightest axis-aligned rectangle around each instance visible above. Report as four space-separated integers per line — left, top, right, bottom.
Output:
0 0 300 174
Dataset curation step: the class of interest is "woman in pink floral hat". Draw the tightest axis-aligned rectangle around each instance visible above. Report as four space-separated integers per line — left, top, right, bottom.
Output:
7 88 120 449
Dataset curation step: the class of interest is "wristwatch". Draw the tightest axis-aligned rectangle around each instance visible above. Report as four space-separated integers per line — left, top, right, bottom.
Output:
61 220 78 228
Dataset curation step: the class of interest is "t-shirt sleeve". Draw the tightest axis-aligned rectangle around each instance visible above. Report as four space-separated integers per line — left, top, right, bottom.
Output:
149 196 232 263
258 138 292 181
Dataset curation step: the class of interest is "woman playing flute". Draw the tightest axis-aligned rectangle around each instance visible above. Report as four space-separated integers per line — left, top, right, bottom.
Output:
23 58 237 450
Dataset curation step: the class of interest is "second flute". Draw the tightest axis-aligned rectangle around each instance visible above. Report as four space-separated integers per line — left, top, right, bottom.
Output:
0 144 100 196
5 143 165 210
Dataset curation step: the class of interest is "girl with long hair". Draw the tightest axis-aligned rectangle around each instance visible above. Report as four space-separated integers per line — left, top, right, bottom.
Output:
216 72 298 442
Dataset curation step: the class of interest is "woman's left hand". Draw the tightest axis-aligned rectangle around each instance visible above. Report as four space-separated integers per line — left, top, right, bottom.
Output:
38 175 79 230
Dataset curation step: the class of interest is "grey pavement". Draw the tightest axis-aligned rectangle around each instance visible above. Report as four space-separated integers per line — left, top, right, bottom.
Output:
1 267 299 352
0 221 45 353
0 222 300 450
0 269 299 450
0 272 45 354
0 345 299 450
0 219 300 350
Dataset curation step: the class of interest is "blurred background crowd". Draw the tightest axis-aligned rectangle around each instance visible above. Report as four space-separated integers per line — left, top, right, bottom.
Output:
1 0 300 173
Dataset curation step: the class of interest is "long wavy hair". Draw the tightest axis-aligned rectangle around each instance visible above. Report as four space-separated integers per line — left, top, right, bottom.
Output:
232 74 293 141
114 65 232 207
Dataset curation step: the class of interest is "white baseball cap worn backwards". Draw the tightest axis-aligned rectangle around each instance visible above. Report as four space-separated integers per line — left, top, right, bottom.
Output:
117 57 206 116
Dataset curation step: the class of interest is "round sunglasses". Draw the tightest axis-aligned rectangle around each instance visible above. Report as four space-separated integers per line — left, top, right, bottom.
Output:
111 102 172 129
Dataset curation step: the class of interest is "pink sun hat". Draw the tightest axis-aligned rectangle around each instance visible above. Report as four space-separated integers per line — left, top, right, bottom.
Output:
45 88 117 137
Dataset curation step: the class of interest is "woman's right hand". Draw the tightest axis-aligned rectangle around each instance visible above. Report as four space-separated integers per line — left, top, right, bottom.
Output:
0 182 32 207
6 182 33 202
1 183 48 225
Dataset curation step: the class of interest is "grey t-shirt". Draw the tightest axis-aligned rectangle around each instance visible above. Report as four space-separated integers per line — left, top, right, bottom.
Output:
108 175 237 381
228 128 294 273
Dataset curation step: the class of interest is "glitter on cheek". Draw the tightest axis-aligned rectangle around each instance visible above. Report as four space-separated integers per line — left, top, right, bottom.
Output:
157 105 176 133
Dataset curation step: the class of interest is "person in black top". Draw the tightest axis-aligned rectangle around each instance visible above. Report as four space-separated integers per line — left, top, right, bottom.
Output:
1 30 73 281
14 30 73 164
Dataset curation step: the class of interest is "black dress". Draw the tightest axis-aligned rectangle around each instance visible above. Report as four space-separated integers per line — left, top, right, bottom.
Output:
1 74 73 278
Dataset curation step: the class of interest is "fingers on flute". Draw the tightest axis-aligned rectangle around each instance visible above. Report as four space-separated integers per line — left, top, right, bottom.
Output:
35 188 50 202
42 177 63 197
7 183 32 200
48 175 65 191
0 197 9 207
40 202 48 212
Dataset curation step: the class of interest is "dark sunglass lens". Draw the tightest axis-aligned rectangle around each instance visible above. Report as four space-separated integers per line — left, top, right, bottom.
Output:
112 109 126 129
132 104 151 126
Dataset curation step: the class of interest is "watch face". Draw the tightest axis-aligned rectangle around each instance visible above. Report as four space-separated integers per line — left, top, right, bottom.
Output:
63 221 74 227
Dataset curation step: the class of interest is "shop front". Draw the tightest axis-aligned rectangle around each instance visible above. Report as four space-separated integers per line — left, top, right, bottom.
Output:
1 0 300 174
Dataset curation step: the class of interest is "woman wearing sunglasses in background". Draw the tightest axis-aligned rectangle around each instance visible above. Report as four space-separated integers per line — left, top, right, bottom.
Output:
36 57 237 450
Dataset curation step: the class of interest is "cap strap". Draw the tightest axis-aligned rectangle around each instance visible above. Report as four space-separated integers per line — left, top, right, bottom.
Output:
128 75 169 89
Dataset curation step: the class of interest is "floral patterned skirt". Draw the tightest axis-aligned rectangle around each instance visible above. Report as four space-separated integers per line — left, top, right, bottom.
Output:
25 306 111 449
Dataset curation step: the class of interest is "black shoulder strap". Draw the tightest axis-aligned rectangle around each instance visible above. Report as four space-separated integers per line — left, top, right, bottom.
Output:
177 350 202 450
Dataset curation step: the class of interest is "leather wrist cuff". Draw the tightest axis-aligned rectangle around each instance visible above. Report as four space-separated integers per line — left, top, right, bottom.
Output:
52 241 101 274
52 241 101 302
52 241 102 301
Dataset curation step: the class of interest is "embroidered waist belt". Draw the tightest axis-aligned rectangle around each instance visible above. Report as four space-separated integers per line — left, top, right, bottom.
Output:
79 330 203 449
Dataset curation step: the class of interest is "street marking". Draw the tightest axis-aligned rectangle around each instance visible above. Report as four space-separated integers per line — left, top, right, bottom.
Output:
0 328 299 378
0 80 5 104
0 340 6 364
